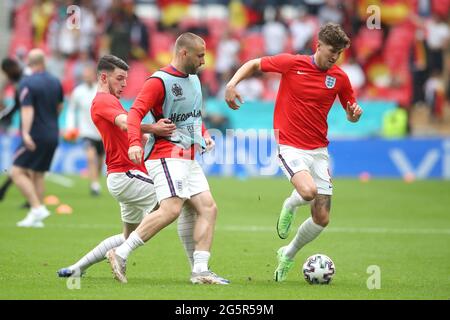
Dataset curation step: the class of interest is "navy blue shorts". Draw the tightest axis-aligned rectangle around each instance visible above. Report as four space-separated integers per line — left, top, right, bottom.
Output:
13 140 58 172
83 137 104 156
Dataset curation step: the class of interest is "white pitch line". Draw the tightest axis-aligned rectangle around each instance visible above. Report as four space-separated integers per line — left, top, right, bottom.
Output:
325 227 450 235
220 225 450 235
45 173 74 188
2 223 450 235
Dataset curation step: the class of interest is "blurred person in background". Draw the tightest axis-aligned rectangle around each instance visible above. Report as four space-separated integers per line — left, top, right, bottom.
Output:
304 0 326 15
65 64 104 196
318 0 344 25
425 70 446 121
104 6 133 61
340 56 365 96
215 30 240 85
12 49 63 228
0 58 25 204
289 6 316 55
0 58 23 132
262 8 288 56
425 14 449 75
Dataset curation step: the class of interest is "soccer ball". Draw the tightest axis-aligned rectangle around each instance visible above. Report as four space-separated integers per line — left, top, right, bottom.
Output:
302 254 335 284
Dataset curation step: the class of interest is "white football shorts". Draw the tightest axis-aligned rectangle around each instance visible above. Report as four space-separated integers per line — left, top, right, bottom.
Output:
278 144 333 195
145 158 210 203
106 170 157 223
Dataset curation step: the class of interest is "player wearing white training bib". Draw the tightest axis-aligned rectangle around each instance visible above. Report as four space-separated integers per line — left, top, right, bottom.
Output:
106 33 229 285
142 69 208 203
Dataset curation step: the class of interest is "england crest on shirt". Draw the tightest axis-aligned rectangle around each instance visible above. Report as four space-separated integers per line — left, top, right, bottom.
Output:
325 75 336 89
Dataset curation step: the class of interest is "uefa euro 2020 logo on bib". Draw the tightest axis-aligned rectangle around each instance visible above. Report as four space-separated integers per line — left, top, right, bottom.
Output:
172 83 183 97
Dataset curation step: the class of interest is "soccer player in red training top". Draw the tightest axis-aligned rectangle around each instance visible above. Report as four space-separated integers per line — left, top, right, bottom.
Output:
106 33 228 285
57 55 198 279
225 23 363 282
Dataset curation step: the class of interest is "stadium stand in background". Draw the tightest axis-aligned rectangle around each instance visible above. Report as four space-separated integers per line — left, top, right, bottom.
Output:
1 0 449 138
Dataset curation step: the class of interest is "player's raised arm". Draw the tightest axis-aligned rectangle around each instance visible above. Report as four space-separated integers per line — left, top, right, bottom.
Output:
225 58 261 110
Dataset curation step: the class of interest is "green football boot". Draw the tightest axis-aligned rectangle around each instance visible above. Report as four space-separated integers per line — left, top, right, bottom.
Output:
276 200 296 239
274 246 294 282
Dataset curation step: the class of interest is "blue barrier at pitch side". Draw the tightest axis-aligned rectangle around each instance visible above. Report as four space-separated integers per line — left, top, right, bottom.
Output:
1 134 449 179
205 99 397 137
3 98 396 137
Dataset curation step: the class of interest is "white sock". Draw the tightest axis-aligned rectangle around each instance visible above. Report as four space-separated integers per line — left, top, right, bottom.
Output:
115 231 144 260
284 217 324 260
178 205 196 268
193 251 210 273
31 205 50 220
284 190 310 212
32 205 47 214
71 234 125 271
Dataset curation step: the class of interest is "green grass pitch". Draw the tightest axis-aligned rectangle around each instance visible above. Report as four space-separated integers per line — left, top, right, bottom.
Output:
0 175 449 300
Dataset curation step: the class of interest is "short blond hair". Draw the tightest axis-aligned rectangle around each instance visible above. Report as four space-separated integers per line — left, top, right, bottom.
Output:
174 32 205 52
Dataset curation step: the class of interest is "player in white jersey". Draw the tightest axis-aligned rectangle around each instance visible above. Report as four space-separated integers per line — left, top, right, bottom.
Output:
65 65 104 196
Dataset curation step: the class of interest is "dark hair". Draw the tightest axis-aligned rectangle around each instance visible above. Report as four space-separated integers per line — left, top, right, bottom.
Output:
318 23 350 51
1 57 19 73
97 55 129 73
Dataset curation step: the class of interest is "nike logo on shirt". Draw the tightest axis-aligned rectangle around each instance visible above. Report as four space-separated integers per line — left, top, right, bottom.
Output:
297 71 308 75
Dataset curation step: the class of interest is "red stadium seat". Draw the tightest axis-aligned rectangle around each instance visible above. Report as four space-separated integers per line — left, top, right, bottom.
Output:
239 33 265 62
9 1 33 56
206 18 229 51
121 60 150 100
353 28 383 63
150 31 176 59
383 23 414 69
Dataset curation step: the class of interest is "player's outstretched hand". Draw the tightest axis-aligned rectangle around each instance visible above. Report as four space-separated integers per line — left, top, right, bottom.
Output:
128 145 143 164
205 136 215 152
153 118 176 137
225 85 244 110
346 101 363 122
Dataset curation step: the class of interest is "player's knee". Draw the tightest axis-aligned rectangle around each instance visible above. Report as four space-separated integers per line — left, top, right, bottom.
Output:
201 200 217 217
165 207 182 221
10 166 22 181
209 202 218 218
200 201 217 222
299 186 317 201
160 202 183 221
